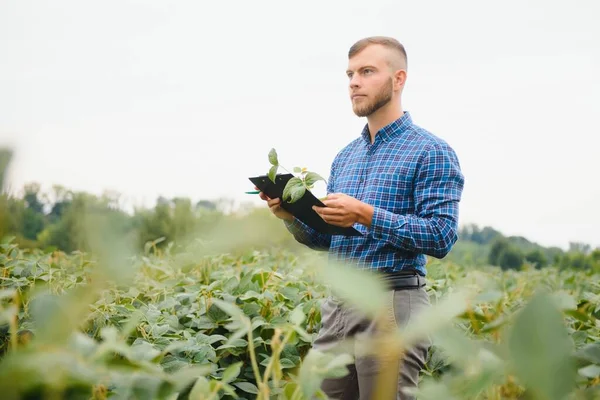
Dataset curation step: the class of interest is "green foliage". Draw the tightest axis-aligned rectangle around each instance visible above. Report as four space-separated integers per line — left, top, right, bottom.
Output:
2 146 600 398
459 224 502 245
524 249 548 269
0 239 599 399
458 224 584 272
559 251 599 271
266 148 326 204
488 238 524 270
497 246 524 270
445 240 490 267
0 180 299 255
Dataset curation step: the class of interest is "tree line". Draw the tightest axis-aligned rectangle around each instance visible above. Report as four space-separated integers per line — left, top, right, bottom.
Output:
457 224 600 271
1 148 598 271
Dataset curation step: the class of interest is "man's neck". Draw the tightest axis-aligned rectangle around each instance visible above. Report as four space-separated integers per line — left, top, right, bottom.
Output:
367 104 404 143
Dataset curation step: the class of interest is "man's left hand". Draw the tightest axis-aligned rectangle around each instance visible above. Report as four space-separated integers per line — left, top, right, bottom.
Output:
312 193 373 228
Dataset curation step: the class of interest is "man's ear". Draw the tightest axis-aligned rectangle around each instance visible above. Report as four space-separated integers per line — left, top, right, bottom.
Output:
394 70 407 89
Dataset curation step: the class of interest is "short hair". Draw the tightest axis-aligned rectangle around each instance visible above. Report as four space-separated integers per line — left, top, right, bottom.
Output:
348 36 407 69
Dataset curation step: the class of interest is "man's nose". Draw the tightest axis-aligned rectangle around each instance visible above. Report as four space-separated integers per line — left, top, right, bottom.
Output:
349 74 361 88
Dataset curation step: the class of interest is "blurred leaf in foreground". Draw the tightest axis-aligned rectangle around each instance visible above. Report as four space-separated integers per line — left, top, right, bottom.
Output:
400 288 474 349
309 257 388 319
508 291 577 400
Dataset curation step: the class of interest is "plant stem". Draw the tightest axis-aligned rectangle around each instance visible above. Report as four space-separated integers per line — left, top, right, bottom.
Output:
9 291 19 351
279 164 293 175
206 382 222 400
262 328 294 391
246 320 263 395
372 309 404 400
291 385 301 400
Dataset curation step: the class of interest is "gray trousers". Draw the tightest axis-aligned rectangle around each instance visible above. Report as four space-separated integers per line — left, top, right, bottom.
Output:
312 287 431 400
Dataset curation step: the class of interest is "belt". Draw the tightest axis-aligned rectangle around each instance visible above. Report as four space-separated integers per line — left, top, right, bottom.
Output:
381 270 426 290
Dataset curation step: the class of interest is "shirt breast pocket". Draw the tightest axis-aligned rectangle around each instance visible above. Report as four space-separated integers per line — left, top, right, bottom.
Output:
366 172 413 212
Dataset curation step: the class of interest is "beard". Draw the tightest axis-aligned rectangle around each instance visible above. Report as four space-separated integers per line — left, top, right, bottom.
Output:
352 77 393 117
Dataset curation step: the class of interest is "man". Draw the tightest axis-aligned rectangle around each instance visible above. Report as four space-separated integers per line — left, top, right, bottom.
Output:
257 36 464 399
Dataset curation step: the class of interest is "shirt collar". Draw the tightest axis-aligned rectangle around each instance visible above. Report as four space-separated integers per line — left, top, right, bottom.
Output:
360 111 413 145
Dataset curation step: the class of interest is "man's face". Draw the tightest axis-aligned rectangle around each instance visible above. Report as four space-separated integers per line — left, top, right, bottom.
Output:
346 44 395 117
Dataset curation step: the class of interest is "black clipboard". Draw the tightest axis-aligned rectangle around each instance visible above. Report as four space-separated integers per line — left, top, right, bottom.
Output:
249 173 363 236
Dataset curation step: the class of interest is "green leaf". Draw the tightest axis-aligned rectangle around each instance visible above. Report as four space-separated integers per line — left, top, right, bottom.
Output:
282 177 306 203
205 334 228 344
268 165 278 184
188 376 211 399
479 315 508 334
281 358 297 368
224 326 250 345
507 291 577 400
0 289 16 299
292 325 313 343
315 259 388 319
206 303 229 323
211 298 247 321
325 353 354 372
298 349 353 398
304 171 326 188
221 383 239 398
268 148 279 166
574 343 600 364
284 382 299 398
551 291 578 310
131 341 162 362
579 364 600 379
290 306 306 326
565 309 591 322
410 380 460 400
217 338 248 350
251 318 266 330
233 381 259 394
293 167 302 173
221 361 242 383
474 290 503 303
430 325 478 370
400 289 472 348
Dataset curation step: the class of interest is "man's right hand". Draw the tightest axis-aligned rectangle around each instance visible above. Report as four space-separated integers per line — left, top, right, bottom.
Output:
256 186 294 222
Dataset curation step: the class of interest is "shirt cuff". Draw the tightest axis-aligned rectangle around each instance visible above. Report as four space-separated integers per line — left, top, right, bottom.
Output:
284 217 305 232
369 206 405 242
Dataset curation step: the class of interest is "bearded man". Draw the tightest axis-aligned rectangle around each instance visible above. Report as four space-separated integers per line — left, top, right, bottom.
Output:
258 36 465 399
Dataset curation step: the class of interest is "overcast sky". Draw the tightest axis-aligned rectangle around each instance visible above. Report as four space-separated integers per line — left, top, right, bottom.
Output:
1 0 599 250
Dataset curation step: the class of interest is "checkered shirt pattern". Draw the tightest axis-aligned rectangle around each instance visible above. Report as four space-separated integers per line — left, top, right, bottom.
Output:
283 111 464 276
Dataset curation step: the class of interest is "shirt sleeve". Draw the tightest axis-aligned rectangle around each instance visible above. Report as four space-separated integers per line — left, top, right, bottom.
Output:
283 217 331 250
367 142 464 258
283 159 339 251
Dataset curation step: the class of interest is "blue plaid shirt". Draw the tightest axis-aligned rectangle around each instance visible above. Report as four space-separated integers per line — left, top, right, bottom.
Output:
284 111 464 276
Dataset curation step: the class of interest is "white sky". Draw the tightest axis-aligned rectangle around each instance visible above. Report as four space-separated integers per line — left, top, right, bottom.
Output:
1 0 599 250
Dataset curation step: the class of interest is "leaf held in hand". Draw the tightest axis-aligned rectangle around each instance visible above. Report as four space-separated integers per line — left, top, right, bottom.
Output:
283 177 305 203
268 165 278 184
268 148 279 166
304 172 326 188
